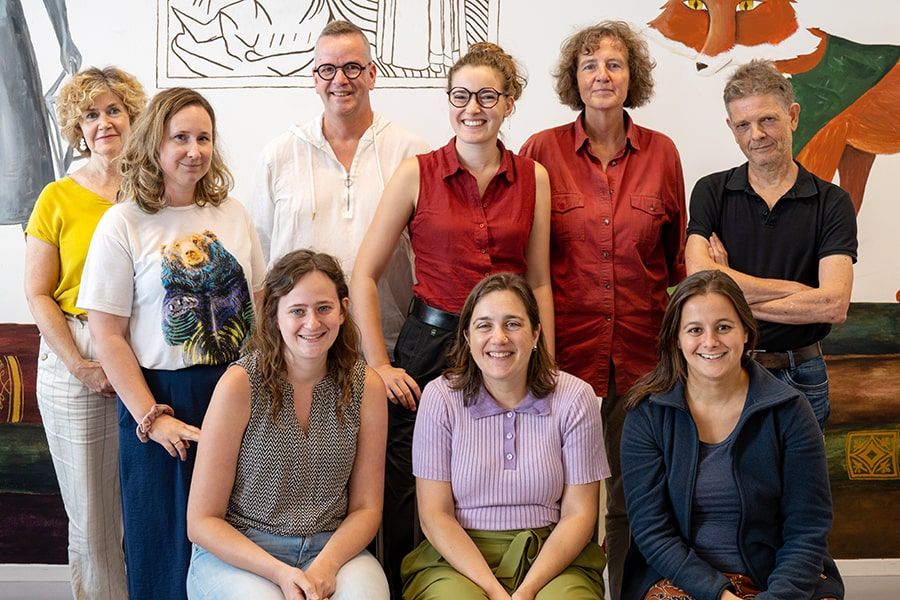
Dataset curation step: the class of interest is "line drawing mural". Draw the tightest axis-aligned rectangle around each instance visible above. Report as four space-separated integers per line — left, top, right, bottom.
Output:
647 0 900 215
0 0 81 226
157 0 500 88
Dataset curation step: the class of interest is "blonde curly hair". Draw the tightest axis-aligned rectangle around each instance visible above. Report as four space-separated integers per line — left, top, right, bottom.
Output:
56 66 146 157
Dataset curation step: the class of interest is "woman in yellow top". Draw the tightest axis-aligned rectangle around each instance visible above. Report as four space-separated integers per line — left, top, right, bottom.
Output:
23 66 146 600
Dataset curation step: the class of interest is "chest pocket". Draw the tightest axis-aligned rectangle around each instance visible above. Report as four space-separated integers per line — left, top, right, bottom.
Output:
551 193 585 242
630 194 665 247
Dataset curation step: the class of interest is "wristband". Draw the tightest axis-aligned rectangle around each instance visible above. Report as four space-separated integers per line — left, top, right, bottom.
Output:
136 404 175 443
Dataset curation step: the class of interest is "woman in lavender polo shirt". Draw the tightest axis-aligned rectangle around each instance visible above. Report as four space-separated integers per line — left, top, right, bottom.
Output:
402 273 609 599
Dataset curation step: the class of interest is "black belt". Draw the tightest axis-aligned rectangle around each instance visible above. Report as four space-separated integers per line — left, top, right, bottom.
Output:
410 297 459 331
750 341 822 370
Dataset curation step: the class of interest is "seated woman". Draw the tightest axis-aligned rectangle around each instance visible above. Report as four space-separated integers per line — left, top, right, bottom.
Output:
186 250 388 600
402 273 607 600
620 270 843 600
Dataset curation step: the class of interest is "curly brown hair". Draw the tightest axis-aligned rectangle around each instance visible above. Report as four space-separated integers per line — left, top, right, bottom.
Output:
553 21 655 111
445 273 557 405
56 66 146 157
623 270 759 410
117 88 232 213
447 42 527 100
250 250 361 423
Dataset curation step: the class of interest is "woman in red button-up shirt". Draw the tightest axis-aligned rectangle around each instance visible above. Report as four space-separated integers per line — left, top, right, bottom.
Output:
520 21 687 600
351 42 552 597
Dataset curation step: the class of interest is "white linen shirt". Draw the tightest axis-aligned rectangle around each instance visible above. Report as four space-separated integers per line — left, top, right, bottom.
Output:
246 112 428 355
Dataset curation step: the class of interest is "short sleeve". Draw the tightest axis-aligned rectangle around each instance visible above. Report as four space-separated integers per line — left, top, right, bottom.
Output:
77 208 135 317
818 186 858 263
25 182 62 246
686 174 721 239
412 378 453 481
559 375 609 484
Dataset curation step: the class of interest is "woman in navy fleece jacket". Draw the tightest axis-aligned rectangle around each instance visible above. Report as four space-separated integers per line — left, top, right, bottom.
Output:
620 270 842 600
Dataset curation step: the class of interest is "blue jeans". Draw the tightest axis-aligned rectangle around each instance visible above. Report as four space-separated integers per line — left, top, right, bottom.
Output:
186 528 388 600
768 355 830 430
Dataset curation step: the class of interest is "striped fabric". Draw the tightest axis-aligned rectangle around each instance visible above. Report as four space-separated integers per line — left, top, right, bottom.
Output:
413 372 609 530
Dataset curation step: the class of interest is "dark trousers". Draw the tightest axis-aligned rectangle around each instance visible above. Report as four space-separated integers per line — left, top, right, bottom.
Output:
601 361 630 600
119 365 225 600
383 313 455 600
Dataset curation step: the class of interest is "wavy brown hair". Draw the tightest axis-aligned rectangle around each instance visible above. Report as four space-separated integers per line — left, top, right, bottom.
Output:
250 250 360 423
553 21 655 111
446 273 557 405
623 270 759 410
57 66 147 156
447 42 527 100
118 87 233 213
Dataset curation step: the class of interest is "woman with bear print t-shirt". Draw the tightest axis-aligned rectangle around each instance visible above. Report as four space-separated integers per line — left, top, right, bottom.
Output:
78 88 264 600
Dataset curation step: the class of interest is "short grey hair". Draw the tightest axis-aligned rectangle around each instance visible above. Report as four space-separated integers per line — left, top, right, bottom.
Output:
723 59 794 110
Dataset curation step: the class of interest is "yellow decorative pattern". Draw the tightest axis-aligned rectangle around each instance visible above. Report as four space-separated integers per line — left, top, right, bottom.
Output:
846 430 900 480
0 354 25 423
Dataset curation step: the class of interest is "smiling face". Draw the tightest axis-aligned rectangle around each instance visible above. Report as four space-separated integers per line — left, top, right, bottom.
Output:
158 104 213 203
277 270 348 365
726 93 799 171
576 37 630 114
678 292 749 383
313 33 375 122
448 65 512 146
467 290 540 395
80 89 131 159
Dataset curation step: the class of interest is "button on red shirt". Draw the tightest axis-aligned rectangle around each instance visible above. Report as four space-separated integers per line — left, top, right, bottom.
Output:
411 138 537 313
521 113 686 396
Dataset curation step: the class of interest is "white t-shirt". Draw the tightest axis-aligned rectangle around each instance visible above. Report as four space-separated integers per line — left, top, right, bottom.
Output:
78 197 265 371
247 112 428 355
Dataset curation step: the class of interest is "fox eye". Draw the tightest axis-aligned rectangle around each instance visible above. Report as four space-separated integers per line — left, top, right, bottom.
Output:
683 0 707 10
736 0 763 11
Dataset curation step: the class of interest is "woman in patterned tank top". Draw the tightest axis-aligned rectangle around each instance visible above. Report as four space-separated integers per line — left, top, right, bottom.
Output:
186 250 389 600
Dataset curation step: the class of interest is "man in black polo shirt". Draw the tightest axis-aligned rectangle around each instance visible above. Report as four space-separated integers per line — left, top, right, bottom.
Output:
685 60 857 429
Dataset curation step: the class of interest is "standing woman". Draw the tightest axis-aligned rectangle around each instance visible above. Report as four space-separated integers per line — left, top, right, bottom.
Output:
519 21 686 598
24 66 145 600
620 270 842 600
351 42 553 595
77 87 265 600
187 250 388 600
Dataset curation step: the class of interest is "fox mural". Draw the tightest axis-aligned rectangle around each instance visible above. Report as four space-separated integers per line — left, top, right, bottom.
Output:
649 0 900 213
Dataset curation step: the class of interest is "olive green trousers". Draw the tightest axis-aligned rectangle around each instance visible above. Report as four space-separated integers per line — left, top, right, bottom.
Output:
401 526 606 599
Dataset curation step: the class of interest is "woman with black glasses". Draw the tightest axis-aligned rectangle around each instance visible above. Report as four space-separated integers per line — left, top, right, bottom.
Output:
351 42 553 597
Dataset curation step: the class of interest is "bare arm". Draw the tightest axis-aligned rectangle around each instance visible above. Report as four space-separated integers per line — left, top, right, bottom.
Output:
350 157 420 409
417 478 510 600
24 236 113 395
685 234 808 304
513 482 599 600
88 310 200 460
186 366 314 600
526 163 554 357
303 368 388 597
749 254 853 325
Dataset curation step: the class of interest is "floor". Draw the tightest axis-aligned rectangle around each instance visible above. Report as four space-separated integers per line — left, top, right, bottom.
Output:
1 576 898 599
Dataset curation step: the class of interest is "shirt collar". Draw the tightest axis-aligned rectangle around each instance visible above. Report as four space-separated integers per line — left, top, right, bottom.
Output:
574 110 640 154
466 386 551 419
726 161 818 199
439 137 514 183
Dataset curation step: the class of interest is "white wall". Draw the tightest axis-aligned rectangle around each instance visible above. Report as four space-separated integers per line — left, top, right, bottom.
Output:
3 0 898 323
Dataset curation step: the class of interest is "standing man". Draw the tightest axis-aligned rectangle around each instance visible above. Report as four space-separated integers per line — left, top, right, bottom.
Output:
248 20 428 358
686 60 857 429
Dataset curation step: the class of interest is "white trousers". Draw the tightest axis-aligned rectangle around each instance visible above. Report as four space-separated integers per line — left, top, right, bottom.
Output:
36 316 127 600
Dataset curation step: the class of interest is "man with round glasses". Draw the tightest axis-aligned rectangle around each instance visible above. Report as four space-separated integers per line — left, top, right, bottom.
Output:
247 19 427 360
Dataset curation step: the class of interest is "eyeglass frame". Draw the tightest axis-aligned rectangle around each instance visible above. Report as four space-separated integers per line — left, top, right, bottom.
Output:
446 86 509 109
312 61 373 81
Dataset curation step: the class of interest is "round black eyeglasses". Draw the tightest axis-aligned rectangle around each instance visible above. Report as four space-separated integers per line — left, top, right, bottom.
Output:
313 62 371 80
447 87 507 109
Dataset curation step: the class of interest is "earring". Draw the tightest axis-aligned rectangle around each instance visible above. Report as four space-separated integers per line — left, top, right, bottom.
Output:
78 137 88 152
532 344 537 352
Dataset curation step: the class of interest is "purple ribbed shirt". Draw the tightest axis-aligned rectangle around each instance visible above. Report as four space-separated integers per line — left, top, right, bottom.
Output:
412 371 610 531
